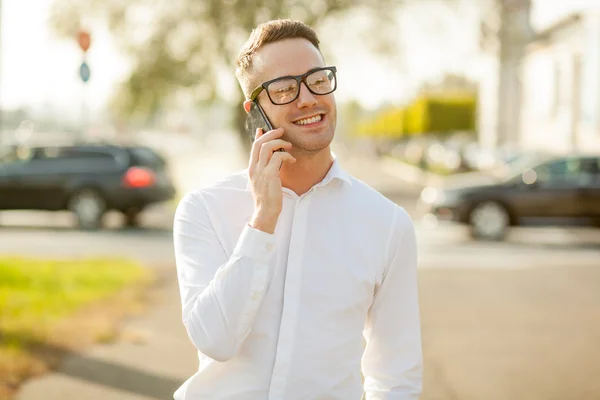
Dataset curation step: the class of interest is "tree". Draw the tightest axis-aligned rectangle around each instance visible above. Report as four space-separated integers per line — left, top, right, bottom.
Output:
478 0 534 147
49 0 406 148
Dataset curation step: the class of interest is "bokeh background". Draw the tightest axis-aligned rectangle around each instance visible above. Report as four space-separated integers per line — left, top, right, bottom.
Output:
1 1 599 399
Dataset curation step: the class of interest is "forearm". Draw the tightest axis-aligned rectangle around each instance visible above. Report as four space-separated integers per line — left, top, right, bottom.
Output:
174 193 276 362
183 237 272 361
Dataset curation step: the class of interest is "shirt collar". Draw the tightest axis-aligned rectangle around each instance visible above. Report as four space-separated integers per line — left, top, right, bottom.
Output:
315 153 352 189
245 152 352 192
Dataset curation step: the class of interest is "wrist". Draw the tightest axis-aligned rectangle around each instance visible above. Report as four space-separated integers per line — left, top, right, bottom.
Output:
249 212 278 234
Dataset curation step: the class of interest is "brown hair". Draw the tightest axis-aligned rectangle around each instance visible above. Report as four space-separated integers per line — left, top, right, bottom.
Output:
235 19 321 98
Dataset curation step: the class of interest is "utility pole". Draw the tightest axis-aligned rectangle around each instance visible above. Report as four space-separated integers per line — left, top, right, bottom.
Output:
496 0 534 147
477 0 534 150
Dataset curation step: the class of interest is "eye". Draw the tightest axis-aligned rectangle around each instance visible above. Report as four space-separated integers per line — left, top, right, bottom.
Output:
276 86 294 93
310 78 327 85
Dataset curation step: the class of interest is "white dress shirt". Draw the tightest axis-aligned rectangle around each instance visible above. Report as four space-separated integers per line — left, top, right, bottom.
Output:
173 157 422 400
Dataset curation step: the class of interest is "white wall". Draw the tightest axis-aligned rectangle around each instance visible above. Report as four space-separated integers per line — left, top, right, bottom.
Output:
577 15 600 153
520 15 600 154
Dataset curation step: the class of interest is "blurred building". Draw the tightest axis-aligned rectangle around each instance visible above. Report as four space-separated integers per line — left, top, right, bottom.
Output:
521 11 600 153
478 0 600 155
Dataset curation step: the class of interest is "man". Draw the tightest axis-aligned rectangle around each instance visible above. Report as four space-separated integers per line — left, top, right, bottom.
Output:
173 19 422 400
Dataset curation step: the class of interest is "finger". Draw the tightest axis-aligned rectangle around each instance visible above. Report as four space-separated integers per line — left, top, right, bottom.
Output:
251 128 284 168
266 151 296 172
258 139 292 168
249 128 263 167
254 127 284 147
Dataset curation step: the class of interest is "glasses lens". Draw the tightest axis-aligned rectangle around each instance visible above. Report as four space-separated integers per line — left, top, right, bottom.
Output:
306 69 336 95
267 78 299 105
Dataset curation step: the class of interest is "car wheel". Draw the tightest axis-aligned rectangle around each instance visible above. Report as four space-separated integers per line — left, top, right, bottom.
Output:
469 201 510 241
69 189 106 230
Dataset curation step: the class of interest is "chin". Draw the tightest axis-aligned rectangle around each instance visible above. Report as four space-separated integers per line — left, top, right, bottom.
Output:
287 123 335 153
293 135 333 154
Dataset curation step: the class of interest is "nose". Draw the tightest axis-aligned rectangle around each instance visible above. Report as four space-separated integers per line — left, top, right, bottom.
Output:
296 82 318 108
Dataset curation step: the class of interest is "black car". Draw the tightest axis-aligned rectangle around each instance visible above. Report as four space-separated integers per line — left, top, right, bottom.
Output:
418 153 600 240
0 144 176 229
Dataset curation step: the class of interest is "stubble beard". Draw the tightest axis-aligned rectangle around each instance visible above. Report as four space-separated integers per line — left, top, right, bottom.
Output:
285 118 336 159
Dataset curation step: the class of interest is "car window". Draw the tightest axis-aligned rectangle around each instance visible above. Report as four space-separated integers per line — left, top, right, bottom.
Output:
22 149 68 174
585 158 600 185
60 149 117 161
0 150 18 165
64 150 121 172
31 147 61 160
0 146 34 168
535 158 590 186
127 147 166 169
19 147 120 174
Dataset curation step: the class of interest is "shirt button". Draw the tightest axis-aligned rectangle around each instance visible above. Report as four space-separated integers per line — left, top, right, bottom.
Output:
265 243 273 250
251 292 261 301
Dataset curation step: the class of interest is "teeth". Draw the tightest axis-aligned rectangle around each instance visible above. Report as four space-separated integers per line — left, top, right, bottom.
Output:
294 115 322 126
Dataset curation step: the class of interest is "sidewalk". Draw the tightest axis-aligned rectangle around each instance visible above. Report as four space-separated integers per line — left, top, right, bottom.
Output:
17 269 196 400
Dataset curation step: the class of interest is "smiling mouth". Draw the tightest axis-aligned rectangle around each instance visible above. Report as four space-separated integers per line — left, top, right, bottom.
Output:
293 114 323 126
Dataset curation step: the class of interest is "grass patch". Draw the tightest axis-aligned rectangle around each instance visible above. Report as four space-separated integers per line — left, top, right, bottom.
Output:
0 256 153 399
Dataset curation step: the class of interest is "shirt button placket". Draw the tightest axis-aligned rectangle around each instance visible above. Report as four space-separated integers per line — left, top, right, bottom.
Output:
268 196 309 400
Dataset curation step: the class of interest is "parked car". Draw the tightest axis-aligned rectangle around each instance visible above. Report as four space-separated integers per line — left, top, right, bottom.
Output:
418 153 600 240
0 143 176 229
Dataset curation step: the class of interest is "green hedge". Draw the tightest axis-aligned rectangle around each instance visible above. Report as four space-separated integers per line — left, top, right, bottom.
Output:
357 93 476 138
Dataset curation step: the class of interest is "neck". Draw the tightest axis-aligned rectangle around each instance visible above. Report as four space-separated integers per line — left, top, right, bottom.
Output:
280 147 334 196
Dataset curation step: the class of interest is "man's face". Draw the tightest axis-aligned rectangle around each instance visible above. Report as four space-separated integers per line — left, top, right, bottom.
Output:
246 38 337 155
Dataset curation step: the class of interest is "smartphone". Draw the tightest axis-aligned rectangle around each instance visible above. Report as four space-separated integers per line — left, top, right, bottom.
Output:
245 101 273 141
245 101 285 156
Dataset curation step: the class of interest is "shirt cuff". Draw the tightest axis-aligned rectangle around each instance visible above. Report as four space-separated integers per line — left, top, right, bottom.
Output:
232 224 276 264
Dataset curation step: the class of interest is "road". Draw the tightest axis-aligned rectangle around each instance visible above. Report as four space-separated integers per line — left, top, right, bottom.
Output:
0 208 176 265
1 191 598 270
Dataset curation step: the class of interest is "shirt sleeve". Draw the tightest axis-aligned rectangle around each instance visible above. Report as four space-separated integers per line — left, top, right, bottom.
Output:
173 191 276 362
362 206 423 399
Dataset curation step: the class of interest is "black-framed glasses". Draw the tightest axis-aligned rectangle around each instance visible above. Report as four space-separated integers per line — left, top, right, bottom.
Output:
249 66 337 105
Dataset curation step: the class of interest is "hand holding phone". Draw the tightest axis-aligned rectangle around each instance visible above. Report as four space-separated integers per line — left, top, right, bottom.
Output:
247 127 296 233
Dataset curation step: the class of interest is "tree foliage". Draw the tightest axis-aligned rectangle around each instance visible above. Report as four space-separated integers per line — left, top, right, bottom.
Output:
49 0 402 138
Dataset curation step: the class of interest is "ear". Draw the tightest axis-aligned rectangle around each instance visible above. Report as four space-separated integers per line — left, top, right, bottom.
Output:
243 100 252 114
